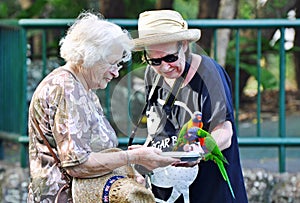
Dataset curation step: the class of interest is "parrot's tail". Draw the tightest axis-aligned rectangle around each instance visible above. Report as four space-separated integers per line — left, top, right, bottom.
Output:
226 178 235 199
220 155 229 165
216 158 235 199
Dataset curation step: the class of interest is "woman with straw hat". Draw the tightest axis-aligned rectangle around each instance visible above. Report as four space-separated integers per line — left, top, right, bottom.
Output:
133 10 248 203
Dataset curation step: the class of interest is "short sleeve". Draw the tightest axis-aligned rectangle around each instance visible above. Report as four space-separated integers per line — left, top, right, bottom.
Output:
46 72 117 167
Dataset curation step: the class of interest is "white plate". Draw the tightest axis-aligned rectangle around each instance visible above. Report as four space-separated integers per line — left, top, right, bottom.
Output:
161 151 204 162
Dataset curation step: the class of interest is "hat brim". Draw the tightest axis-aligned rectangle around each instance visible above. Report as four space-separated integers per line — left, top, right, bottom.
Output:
133 29 201 51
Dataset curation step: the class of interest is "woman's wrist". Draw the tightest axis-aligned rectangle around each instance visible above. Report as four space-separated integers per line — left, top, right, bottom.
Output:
125 150 136 166
125 150 131 165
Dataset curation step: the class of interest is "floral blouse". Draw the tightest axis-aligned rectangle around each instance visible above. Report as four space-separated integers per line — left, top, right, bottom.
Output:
27 67 118 202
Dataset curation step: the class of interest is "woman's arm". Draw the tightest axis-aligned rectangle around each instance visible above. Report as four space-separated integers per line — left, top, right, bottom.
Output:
210 120 233 151
66 146 179 178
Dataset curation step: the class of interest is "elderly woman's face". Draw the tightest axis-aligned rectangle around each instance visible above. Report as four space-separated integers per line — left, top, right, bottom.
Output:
83 44 124 90
145 42 186 79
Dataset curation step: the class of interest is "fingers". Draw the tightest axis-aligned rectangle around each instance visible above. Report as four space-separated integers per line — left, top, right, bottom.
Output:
171 161 189 167
128 145 142 150
172 160 199 167
183 143 204 153
128 146 180 170
135 174 146 185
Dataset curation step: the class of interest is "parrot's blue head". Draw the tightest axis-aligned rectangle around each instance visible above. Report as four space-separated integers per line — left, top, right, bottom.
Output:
187 127 201 138
188 127 207 138
184 131 198 141
193 111 202 123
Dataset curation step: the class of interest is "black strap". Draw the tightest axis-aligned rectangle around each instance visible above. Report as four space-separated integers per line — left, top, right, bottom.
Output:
61 68 78 81
162 55 191 116
31 110 72 185
128 55 192 147
127 74 162 147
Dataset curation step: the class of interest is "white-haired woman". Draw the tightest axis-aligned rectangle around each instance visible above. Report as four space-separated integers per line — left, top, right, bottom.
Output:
27 11 178 202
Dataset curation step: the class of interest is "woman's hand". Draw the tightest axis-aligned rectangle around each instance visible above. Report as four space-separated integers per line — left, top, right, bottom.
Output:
172 143 202 167
128 145 179 171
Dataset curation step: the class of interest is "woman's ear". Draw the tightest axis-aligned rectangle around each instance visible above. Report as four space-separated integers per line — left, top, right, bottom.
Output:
182 40 189 52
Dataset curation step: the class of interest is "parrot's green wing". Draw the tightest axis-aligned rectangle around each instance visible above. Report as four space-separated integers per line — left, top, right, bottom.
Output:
205 135 229 164
186 118 194 129
173 123 188 151
196 127 210 137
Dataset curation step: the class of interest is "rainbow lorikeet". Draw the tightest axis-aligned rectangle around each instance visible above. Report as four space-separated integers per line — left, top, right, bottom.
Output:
187 127 235 199
173 111 203 151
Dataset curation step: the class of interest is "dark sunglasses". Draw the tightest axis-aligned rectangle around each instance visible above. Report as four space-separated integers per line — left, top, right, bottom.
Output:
144 43 182 66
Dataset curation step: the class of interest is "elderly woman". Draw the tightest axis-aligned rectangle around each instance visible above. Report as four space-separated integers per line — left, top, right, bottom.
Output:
27 12 178 202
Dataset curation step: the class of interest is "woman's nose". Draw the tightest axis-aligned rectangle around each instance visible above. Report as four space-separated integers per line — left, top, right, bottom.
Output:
110 68 119 78
159 62 171 71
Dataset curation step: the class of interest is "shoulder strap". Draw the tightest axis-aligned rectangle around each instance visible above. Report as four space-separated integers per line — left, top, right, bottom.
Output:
128 55 192 147
30 109 72 184
128 73 162 147
162 54 192 117
60 68 79 81
32 116 61 164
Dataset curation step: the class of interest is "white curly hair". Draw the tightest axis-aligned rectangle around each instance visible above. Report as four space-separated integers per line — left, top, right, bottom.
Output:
59 11 133 68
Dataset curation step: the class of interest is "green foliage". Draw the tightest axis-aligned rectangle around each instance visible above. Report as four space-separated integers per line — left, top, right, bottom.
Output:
173 0 198 19
17 0 48 18
1 0 200 20
226 35 278 90
124 0 156 18
239 62 278 90
238 0 256 19
124 0 199 19
0 3 8 18
47 0 89 18
273 0 289 9
2 0 89 19
119 52 146 78
0 0 21 19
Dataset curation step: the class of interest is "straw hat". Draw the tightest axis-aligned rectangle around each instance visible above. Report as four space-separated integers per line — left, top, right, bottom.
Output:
72 148 155 203
133 10 201 51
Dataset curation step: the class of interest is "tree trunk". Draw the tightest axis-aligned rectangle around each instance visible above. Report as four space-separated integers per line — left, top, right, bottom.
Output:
216 0 237 66
197 0 220 55
18 0 33 10
99 0 126 18
293 1 300 89
156 0 173 9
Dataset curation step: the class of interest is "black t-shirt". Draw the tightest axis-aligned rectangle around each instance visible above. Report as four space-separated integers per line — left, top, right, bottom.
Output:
144 55 248 203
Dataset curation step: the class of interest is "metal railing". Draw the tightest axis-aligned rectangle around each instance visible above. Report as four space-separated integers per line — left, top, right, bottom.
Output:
0 20 28 166
1 18 300 172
